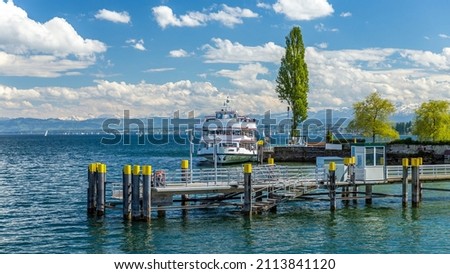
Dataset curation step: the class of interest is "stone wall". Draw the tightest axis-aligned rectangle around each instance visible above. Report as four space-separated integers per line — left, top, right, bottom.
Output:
266 146 349 163
266 144 448 165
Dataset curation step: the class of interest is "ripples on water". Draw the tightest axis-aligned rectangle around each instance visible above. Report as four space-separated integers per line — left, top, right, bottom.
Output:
1 135 450 254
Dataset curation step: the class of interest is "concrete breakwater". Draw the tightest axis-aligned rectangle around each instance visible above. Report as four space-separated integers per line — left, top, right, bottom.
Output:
266 144 448 165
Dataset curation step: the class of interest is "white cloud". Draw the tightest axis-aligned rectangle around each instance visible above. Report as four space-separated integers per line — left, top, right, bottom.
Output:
0 0 106 77
169 49 190 58
315 23 338 32
315 42 328 49
400 49 450 69
215 63 285 113
152 4 258 28
95 9 131 24
256 2 272 9
0 52 99 77
3 45 450 119
202 38 284 63
273 0 334 20
340 12 352 17
0 80 223 118
144 68 176 73
306 47 450 112
439 33 450 39
126 39 146 51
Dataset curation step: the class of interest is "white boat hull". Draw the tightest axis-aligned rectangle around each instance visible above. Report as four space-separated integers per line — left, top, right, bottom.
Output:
199 153 257 164
197 146 257 164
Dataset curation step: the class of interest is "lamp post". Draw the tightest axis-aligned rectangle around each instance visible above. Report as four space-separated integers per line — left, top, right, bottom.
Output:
185 129 193 184
287 106 290 145
214 130 218 184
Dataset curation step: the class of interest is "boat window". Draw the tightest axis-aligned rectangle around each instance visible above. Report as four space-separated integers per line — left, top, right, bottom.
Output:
216 113 222 119
223 143 235 147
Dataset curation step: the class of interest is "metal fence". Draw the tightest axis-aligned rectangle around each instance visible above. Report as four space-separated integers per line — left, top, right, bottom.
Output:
156 164 322 186
387 165 450 180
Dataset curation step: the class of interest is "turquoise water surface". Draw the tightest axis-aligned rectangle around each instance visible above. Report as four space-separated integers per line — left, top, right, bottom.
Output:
1 135 450 254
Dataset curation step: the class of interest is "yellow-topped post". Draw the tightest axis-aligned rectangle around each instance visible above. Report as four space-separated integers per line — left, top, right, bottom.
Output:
257 140 264 164
244 163 252 174
133 165 141 175
411 158 420 167
132 165 141 220
329 162 337 211
329 162 336 172
181 159 190 186
95 163 106 216
142 165 152 221
344 157 350 166
97 163 106 174
411 158 420 207
243 163 252 215
123 164 132 220
123 164 131 174
181 160 189 169
402 158 409 167
143 165 152 176
417 157 423 201
87 163 98 215
402 158 409 207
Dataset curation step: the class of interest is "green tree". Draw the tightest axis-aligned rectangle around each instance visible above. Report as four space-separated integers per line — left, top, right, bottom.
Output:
412 100 450 141
275 26 309 138
348 92 399 143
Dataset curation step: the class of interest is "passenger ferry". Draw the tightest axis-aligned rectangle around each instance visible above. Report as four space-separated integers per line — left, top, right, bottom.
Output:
197 98 259 164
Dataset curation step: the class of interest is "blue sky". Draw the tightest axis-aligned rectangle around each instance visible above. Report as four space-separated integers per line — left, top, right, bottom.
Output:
1 0 450 119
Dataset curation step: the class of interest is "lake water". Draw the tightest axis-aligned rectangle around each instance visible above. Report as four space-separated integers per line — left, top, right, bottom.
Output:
1 134 450 254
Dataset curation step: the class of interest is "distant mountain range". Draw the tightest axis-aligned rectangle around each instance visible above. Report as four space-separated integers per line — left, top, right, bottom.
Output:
0 109 414 134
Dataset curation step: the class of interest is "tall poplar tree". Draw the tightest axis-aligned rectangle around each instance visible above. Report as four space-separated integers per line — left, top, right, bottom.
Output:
275 26 309 138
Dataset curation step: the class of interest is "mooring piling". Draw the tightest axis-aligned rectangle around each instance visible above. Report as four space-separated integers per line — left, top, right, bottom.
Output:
243 163 252 215
122 165 132 220
142 165 152 221
365 185 373 205
131 165 141 220
87 162 106 216
402 158 409 207
329 162 337 211
181 160 189 215
411 158 421 208
87 163 97 215
418 157 423 202
96 163 106 216
87 159 450 221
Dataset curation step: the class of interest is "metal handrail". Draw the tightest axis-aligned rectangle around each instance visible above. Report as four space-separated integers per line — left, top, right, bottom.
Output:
387 165 450 179
111 164 450 199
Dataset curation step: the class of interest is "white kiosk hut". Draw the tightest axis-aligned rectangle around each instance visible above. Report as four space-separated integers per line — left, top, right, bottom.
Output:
351 144 386 183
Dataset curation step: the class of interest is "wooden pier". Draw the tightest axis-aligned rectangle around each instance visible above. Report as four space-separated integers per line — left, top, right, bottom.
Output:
87 158 450 221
